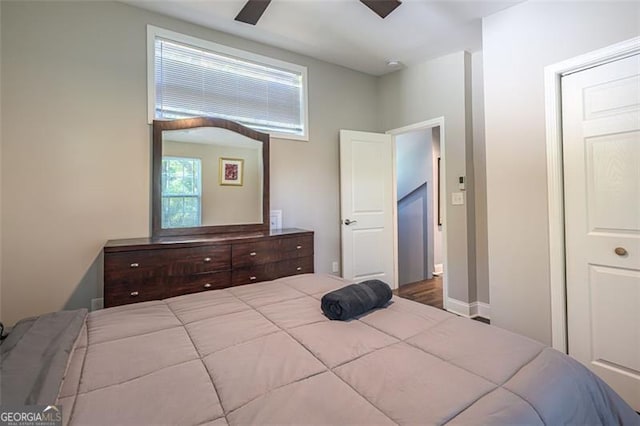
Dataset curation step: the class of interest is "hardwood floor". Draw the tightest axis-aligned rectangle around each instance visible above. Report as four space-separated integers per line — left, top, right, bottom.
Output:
393 275 490 324
393 276 443 309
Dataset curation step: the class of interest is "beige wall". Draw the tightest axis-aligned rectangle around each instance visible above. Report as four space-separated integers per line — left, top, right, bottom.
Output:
0 1 377 325
163 141 262 225
483 1 640 344
377 51 475 303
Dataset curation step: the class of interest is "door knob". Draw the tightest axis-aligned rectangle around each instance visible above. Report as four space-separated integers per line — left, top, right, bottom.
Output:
614 247 628 256
344 219 357 225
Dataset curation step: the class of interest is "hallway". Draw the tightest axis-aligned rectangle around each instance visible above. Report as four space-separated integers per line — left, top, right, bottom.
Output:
393 276 443 309
394 276 490 324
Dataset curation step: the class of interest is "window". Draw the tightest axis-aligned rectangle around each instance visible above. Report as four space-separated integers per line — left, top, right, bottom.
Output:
161 157 201 229
148 26 308 140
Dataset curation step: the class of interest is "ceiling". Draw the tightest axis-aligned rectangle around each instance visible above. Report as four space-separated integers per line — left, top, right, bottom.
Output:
124 0 521 76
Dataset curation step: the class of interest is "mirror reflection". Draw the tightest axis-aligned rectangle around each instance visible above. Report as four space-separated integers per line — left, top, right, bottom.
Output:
161 127 263 229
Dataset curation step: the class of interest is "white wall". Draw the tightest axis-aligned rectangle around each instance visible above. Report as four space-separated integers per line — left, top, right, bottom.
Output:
0 1 378 325
378 51 474 303
396 130 431 200
396 130 433 285
471 52 489 304
463 52 477 306
483 1 640 344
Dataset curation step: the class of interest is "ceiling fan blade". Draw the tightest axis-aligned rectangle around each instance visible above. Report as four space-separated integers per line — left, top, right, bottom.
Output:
235 0 272 25
360 0 402 19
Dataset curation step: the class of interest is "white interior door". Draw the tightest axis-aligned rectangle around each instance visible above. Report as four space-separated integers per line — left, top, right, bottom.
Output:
563 54 640 410
339 130 395 288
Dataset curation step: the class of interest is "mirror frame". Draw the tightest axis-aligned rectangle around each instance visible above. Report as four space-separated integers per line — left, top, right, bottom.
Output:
152 117 270 237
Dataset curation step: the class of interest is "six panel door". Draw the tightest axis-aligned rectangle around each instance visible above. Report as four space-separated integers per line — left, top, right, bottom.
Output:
562 53 640 410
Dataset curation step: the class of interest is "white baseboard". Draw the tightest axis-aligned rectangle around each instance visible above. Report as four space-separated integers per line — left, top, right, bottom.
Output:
445 298 473 317
446 297 491 319
477 301 491 319
433 263 443 276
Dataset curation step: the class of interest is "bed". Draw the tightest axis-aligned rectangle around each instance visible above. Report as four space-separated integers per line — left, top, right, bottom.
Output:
3 273 638 425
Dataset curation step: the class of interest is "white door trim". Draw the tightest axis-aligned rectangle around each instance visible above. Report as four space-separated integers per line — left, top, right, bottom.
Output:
386 117 448 309
544 36 640 353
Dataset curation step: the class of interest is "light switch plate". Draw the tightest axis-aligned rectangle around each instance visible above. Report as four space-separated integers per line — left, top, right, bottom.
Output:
270 210 282 231
451 192 464 205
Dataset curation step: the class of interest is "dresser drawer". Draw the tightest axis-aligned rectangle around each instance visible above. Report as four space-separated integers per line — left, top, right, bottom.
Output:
279 235 313 259
232 240 280 267
104 277 165 307
276 256 314 277
104 251 168 279
167 271 231 297
231 254 314 286
231 264 278 286
168 245 231 276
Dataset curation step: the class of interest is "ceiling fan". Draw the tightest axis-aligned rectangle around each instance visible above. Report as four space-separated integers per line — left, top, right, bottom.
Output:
235 0 402 25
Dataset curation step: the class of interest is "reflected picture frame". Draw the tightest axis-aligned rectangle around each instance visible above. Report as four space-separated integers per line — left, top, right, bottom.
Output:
219 157 244 186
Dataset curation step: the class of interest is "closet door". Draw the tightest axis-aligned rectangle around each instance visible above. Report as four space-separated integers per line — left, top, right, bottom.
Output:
562 54 640 410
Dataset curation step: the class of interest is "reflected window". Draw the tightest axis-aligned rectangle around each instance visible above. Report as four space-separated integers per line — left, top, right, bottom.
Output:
161 157 201 228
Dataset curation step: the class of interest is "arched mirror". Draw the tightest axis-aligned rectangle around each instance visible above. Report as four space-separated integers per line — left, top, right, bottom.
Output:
152 117 269 237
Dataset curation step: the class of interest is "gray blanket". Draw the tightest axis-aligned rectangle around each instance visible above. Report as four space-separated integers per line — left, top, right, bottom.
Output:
13 274 639 424
0 309 87 405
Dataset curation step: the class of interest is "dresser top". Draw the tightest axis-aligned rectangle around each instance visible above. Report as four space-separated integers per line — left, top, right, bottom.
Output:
104 228 313 252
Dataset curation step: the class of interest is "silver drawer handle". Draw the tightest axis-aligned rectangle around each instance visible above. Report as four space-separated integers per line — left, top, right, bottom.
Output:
296 245 302 249
249 276 257 281
250 252 257 256
130 291 139 297
204 283 212 288
130 263 139 268
203 257 212 263
296 267 302 271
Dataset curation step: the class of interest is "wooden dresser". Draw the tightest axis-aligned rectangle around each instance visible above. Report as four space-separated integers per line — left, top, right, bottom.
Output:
103 228 314 308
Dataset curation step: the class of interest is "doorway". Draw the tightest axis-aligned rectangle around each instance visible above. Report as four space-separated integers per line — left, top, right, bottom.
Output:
387 118 447 310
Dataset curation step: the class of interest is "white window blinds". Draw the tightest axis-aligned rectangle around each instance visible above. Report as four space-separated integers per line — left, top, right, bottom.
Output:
154 37 307 138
